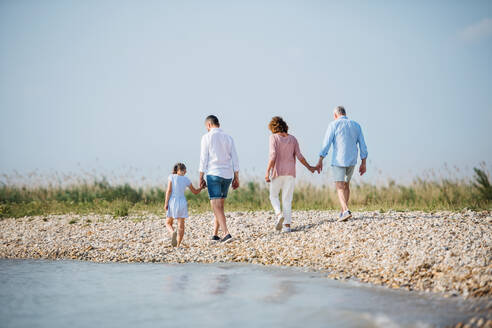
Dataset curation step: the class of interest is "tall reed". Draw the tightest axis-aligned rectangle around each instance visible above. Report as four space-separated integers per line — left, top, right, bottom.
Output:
1 168 490 218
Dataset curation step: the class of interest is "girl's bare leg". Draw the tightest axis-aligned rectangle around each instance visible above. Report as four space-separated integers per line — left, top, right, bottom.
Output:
177 218 185 247
166 217 174 234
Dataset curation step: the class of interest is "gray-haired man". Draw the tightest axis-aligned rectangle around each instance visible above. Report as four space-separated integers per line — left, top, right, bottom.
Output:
316 106 368 221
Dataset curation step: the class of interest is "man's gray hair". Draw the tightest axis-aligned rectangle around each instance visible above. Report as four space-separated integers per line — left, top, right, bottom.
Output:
334 106 346 116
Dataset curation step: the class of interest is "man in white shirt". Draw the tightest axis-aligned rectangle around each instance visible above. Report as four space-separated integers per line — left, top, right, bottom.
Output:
199 115 240 243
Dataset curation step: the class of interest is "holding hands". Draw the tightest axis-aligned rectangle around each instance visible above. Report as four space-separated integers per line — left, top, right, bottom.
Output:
307 165 317 174
299 157 319 176
315 157 323 174
265 159 319 183
189 181 205 195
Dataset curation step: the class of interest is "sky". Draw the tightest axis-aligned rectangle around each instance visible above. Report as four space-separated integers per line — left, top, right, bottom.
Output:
1 0 491 185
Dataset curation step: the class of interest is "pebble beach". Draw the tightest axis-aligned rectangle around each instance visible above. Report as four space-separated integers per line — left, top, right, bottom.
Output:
1 210 491 299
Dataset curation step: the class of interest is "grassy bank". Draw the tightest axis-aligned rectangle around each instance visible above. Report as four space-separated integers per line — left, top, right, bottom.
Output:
1 168 491 218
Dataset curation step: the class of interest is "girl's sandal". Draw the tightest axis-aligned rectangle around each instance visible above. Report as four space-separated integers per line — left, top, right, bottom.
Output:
171 231 178 247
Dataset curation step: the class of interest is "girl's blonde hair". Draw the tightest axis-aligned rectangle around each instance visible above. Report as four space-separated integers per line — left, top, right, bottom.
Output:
172 163 187 174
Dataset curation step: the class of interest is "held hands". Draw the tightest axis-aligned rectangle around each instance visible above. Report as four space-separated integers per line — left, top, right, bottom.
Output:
315 158 323 173
165 202 169 210
199 178 207 189
265 172 271 183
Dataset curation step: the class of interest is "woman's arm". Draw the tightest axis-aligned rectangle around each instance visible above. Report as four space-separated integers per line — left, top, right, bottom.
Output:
265 159 275 183
265 135 277 182
295 138 316 173
164 180 172 210
298 157 316 173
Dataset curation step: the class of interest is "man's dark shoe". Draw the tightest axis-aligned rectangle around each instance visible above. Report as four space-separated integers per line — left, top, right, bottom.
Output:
220 234 233 243
211 235 220 241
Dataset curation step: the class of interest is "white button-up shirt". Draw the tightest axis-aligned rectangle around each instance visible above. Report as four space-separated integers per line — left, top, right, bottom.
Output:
199 128 239 179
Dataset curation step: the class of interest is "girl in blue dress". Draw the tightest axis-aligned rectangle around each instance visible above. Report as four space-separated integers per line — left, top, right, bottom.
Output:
165 163 203 247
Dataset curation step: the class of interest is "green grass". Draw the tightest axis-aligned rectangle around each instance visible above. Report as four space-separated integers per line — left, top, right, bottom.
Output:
0 169 490 218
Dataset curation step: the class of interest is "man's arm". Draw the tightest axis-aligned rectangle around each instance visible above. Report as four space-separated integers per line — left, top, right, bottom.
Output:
316 156 324 174
231 138 240 189
317 123 334 172
357 124 368 176
199 135 209 188
232 171 240 190
230 138 239 173
359 158 367 176
199 172 206 188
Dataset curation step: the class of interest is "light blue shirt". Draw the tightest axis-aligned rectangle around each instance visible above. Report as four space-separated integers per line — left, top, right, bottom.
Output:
168 174 191 199
319 116 368 167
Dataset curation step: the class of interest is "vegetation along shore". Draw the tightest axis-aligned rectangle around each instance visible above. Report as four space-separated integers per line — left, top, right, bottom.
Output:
1 168 491 218
1 168 491 300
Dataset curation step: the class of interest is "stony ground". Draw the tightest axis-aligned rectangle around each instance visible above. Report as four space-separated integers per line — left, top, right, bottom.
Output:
1 210 491 300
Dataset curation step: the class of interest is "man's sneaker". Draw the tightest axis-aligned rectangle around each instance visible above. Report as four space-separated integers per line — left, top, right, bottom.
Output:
275 215 284 231
338 210 352 222
171 231 178 247
221 234 233 243
211 235 221 241
282 225 291 233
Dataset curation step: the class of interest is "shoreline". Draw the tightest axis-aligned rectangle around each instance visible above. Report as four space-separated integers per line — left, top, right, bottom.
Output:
1 210 491 298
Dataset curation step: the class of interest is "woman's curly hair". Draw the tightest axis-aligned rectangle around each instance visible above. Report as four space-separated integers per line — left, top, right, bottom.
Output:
268 116 288 134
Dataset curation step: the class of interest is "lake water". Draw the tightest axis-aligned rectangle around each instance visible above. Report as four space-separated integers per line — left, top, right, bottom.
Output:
0 259 489 328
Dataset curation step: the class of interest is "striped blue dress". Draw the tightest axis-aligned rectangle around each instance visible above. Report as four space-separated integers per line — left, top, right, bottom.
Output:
166 174 191 218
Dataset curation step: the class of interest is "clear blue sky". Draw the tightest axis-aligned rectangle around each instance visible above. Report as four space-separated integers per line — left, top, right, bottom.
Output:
1 0 491 185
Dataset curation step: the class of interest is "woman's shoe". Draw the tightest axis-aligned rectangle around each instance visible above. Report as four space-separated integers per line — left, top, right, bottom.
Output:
275 215 284 231
338 210 352 222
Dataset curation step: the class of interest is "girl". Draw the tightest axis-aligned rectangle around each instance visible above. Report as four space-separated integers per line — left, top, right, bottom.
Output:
165 163 203 247
265 116 316 233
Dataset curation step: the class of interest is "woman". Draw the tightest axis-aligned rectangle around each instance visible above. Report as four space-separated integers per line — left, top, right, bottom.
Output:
265 116 316 233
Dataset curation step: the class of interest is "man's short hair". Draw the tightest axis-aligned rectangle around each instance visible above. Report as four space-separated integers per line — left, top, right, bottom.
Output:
334 106 346 116
205 115 220 126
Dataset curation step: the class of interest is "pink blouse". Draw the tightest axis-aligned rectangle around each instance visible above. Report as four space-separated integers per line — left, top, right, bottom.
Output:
269 134 305 178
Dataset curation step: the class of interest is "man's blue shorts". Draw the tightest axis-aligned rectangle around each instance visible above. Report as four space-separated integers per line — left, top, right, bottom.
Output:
206 175 232 200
